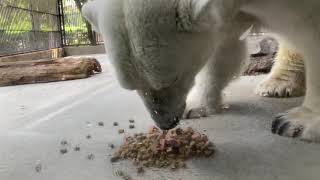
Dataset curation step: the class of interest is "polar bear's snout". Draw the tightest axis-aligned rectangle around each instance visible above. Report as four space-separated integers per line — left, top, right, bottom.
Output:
151 106 185 130
137 89 187 130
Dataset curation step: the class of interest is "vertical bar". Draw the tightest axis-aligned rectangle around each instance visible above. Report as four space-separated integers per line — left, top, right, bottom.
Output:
57 0 66 46
29 0 38 50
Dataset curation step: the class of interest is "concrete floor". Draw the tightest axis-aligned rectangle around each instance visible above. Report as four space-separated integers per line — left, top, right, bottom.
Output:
0 55 320 180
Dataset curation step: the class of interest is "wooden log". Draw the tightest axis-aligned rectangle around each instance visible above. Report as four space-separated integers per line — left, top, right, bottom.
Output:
0 57 102 87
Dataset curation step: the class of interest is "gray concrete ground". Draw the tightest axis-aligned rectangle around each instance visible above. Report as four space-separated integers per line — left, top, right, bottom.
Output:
0 55 320 180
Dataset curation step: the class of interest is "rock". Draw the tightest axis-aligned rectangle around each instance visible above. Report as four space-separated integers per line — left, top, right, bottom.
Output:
244 35 278 75
259 37 278 55
244 54 275 75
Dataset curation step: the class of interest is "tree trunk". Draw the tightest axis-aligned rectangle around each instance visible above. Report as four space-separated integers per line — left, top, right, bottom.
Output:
0 57 102 86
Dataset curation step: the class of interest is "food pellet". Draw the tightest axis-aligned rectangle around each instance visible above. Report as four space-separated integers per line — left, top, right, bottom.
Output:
60 148 68 154
60 140 68 146
98 122 104 126
86 135 92 139
129 125 135 129
74 146 81 151
108 143 115 149
129 119 135 123
35 161 42 173
113 122 119 126
87 153 95 160
118 129 125 134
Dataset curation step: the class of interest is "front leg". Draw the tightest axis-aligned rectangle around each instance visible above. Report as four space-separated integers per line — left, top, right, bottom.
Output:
255 45 306 97
185 37 248 118
272 41 320 142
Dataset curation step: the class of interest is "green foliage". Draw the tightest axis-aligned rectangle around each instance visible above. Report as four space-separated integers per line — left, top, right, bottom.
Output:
0 0 94 55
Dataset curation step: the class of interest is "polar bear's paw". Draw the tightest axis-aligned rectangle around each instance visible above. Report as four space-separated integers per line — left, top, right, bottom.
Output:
183 107 211 119
255 77 305 98
183 105 225 119
272 106 320 142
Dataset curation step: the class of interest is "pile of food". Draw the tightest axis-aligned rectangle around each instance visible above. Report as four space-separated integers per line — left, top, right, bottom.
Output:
111 126 215 170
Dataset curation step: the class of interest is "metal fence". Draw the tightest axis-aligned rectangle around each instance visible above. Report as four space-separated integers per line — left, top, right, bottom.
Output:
62 0 102 46
0 0 62 56
0 0 265 57
0 0 102 57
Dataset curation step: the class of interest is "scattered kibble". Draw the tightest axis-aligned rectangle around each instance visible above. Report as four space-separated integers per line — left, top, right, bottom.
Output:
98 122 104 126
86 135 92 139
74 146 81 151
129 125 135 129
87 153 95 160
35 161 42 173
111 126 215 170
129 119 135 123
118 129 125 134
60 148 68 154
113 122 119 126
108 143 115 149
60 140 68 146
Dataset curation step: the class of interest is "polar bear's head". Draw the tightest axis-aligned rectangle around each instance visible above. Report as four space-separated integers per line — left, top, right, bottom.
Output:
82 0 220 129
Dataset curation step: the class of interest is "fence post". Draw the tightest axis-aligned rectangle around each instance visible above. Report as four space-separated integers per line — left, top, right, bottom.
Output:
57 0 66 47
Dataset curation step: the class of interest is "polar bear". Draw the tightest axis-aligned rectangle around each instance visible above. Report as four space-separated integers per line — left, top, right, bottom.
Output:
256 45 305 98
82 0 320 142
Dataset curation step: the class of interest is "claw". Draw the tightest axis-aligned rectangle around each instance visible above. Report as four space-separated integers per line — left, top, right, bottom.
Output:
292 125 304 138
272 116 285 134
278 121 290 135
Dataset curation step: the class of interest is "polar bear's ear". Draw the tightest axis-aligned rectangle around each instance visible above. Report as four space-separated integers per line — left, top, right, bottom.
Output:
177 0 217 32
82 1 100 32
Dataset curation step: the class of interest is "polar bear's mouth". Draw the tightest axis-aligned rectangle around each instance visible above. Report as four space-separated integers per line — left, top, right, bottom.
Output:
137 89 186 130
150 108 184 130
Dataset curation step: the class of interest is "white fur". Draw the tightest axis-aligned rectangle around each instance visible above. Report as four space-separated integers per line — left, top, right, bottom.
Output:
83 0 320 142
255 44 305 97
